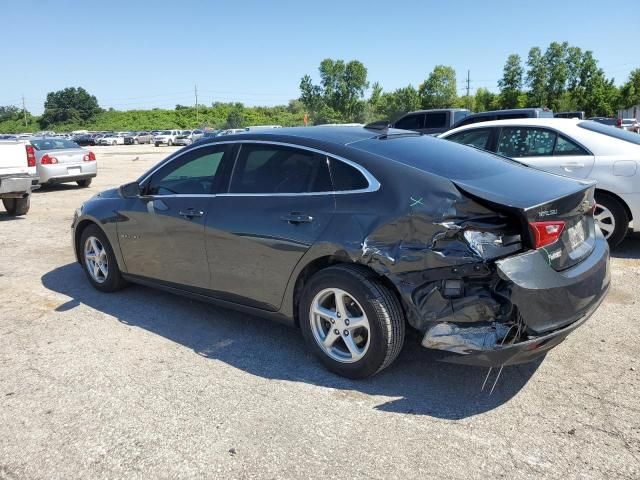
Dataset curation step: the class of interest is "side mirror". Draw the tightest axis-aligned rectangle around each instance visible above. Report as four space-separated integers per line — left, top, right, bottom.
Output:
120 181 141 198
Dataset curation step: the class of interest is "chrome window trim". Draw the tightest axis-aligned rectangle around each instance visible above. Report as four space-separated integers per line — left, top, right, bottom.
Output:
139 140 381 197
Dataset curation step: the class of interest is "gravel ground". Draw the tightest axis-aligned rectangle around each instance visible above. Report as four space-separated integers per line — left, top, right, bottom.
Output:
1 144 639 479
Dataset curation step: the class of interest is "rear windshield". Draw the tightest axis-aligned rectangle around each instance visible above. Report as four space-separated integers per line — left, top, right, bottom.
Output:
352 134 526 180
578 121 640 145
30 139 79 150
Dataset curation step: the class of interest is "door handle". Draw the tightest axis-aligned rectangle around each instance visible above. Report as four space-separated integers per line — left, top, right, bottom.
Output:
561 162 584 170
281 213 313 224
179 209 204 218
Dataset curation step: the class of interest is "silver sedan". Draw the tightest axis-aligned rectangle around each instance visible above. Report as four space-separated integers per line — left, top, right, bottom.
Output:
29 137 97 187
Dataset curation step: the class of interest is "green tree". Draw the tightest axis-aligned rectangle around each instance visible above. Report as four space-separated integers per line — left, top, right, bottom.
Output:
525 47 547 107
418 65 458 109
498 54 524 108
474 88 498 112
299 58 369 123
620 69 640 108
225 105 245 128
39 87 101 128
578 51 619 116
376 85 421 121
544 41 569 110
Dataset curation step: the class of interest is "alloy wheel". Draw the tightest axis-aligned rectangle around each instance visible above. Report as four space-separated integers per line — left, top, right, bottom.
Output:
594 203 615 240
309 288 370 363
84 236 108 283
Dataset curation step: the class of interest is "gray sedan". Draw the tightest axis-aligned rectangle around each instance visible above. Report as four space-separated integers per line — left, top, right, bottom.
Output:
30 138 97 187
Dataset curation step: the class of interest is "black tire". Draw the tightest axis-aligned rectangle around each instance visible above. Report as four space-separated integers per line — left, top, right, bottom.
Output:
154 142 160 147
77 178 92 188
167 139 173 146
299 264 405 379
2 195 30 216
79 224 128 292
595 192 628 248
134 138 139 144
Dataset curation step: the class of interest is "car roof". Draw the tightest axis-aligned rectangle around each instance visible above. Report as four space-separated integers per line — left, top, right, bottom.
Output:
442 117 582 135
202 126 383 146
403 108 469 114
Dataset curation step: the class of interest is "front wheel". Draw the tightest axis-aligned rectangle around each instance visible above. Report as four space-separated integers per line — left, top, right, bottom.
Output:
2 195 30 216
299 264 405 379
594 192 629 248
167 139 173 146
79 224 127 292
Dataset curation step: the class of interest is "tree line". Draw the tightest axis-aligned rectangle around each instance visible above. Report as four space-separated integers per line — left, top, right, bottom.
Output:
1 42 639 133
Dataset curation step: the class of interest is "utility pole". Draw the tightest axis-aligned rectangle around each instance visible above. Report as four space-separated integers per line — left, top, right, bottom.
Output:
21 95 27 126
465 70 471 109
194 84 199 126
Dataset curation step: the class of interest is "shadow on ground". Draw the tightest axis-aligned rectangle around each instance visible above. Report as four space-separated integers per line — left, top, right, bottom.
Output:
612 231 640 260
43 263 544 419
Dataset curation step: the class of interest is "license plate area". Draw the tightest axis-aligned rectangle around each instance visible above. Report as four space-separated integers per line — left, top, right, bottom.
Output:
567 217 587 251
67 167 81 176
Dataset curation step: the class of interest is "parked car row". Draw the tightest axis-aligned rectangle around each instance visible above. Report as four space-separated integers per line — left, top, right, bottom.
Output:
0 136 97 216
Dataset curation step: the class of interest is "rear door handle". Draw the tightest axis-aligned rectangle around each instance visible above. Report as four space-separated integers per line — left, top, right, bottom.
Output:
281 213 313 224
179 209 204 218
561 162 584 169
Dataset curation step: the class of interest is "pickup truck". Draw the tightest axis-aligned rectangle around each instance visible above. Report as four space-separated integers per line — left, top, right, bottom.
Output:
0 140 35 216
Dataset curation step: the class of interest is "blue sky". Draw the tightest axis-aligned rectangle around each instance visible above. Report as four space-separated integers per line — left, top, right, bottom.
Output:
1 0 637 114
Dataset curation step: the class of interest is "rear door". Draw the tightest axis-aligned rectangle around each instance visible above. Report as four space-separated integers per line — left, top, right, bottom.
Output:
496 126 595 178
205 142 335 311
117 143 233 289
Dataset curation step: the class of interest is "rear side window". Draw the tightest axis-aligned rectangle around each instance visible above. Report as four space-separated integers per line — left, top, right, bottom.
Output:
329 159 368 191
424 112 447 128
395 114 424 130
230 144 332 193
554 136 589 156
497 127 556 157
446 128 492 151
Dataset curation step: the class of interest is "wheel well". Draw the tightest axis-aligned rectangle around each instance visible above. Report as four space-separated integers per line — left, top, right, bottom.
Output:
291 255 405 327
595 189 632 221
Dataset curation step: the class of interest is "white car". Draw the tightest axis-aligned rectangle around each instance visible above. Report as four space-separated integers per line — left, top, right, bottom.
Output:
99 134 125 145
440 118 640 247
174 129 204 146
153 130 182 146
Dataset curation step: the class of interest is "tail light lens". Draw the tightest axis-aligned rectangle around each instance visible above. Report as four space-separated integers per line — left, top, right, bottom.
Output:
41 154 58 165
83 151 96 162
616 118 622 127
529 221 565 248
25 144 36 167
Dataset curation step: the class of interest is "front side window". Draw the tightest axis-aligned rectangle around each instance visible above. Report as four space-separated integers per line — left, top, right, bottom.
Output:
395 114 424 130
229 144 332 194
147 145 229 195
446 128 492 151
497 127 556 158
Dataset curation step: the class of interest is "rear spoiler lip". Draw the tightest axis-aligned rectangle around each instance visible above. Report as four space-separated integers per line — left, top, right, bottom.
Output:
452 179 596 214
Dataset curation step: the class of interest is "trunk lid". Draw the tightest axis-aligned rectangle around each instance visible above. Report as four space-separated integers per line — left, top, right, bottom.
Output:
454 176 596 271
39 148 86 165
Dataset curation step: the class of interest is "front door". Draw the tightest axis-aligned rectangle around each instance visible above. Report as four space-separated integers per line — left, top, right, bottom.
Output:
205 142 335 311
117 143 233 289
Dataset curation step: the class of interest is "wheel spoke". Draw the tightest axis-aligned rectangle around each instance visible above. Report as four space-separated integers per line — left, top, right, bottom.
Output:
93 262 101 278
323 328 339 348
90 238 100 254
334 290 349 319
346 315 369 332
343 334 365 361
312 304 337 322
597 222 614 234
98 262 108 277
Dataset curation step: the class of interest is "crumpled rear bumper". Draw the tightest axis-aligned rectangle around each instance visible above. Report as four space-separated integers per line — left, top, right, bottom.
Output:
421 234 610 367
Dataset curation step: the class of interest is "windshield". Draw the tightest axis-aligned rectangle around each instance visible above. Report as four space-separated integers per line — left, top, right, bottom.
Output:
181 130 191 135
578 121 640 145
160 130 172 135
31 139 80 150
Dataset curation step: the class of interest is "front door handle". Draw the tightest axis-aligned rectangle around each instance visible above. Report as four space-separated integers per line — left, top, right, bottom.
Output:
561 162 584 170
179 209 204 219
281 213 313 224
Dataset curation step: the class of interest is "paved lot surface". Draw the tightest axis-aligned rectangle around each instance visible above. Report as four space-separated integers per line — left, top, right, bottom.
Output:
1 144 639 479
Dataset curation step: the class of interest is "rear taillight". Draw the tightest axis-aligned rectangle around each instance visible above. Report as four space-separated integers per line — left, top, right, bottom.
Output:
83 151 96 162
616 118 622 128
25 144 36 167
529 221 565 248
41 154 58 165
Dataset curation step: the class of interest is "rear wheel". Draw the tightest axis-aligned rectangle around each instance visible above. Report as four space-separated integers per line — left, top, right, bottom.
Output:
2 195 30 216
594 192 628 248
134 138 139 144
299 264 405 379
77 178 92 188
79 224 127 292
